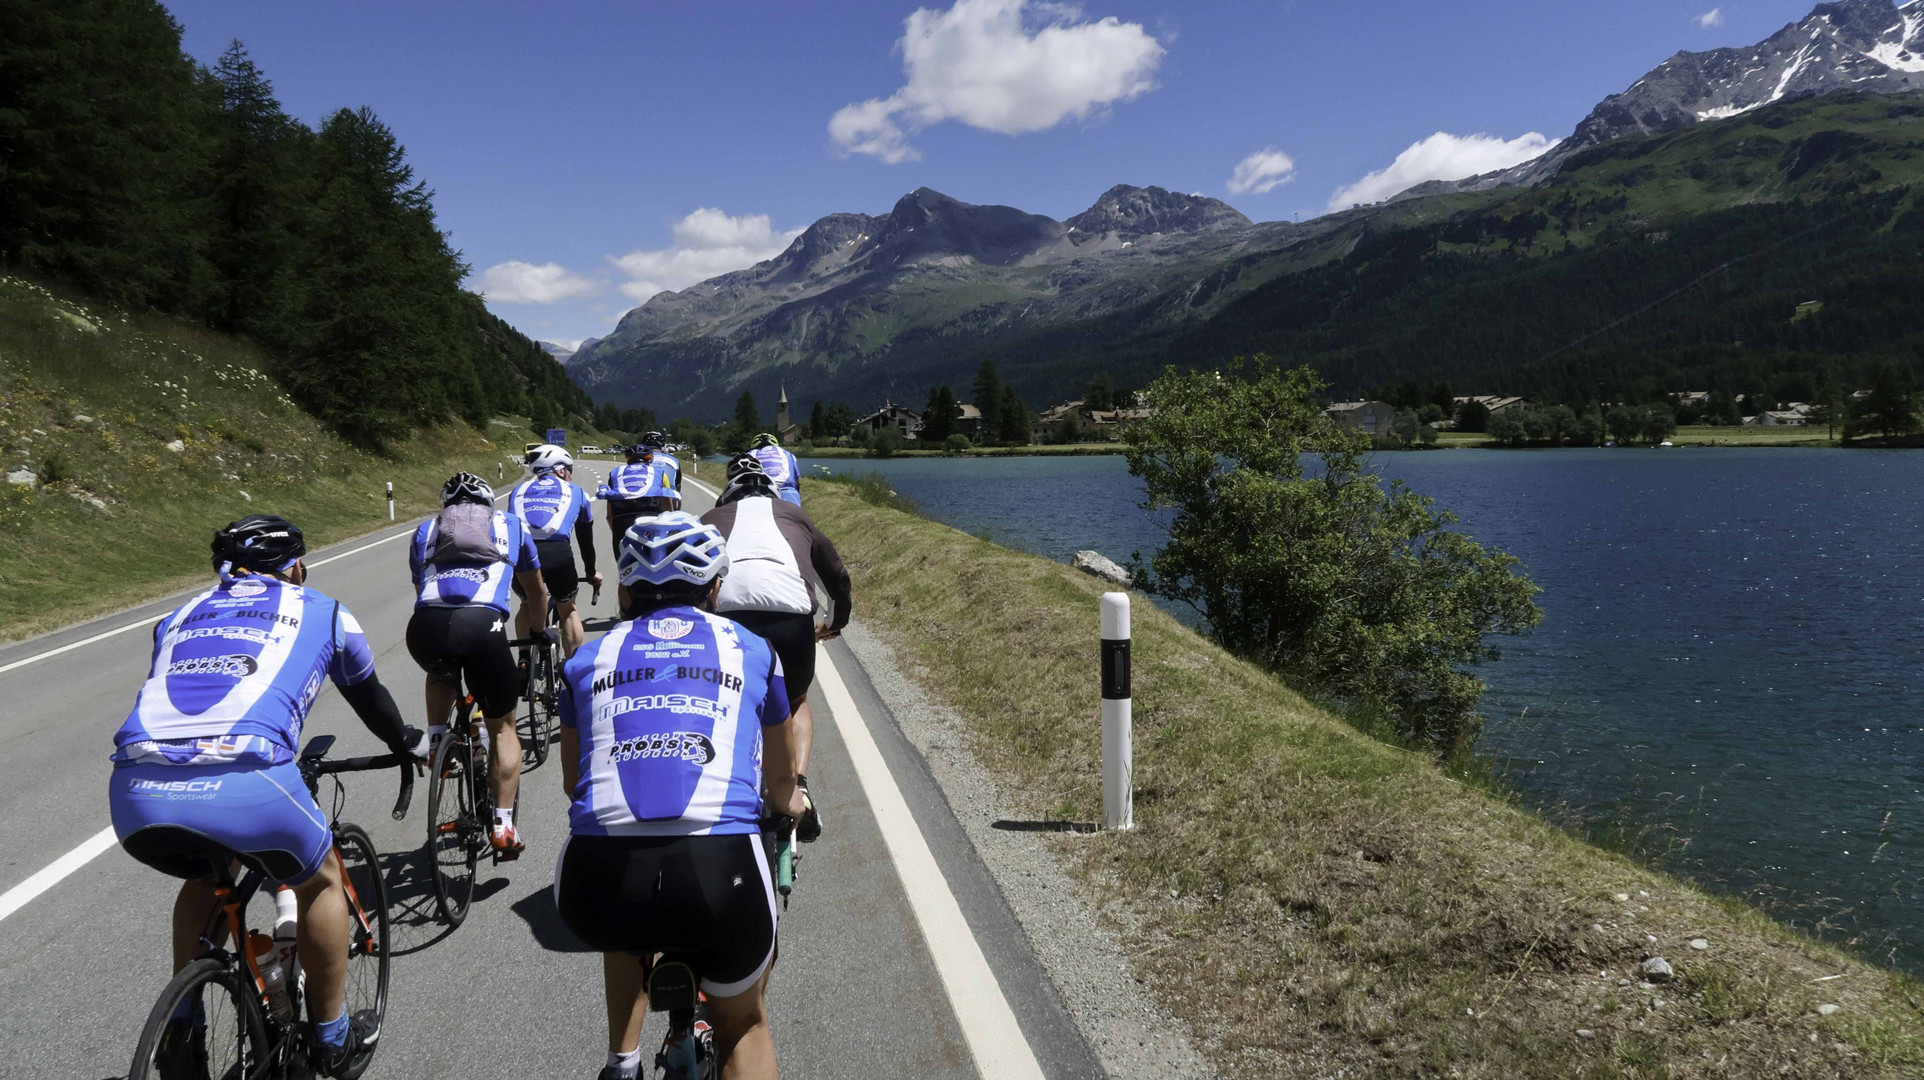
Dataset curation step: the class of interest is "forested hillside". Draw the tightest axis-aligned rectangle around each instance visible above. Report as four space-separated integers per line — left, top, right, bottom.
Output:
963 92 1924 409
0 0 592 446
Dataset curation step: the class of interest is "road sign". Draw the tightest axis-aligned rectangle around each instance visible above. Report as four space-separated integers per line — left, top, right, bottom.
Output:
545 428 566 446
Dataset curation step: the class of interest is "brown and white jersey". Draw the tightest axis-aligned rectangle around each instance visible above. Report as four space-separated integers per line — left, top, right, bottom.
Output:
700 496 852 631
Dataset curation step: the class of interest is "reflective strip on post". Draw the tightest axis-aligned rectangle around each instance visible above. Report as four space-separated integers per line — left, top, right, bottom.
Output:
1100 592 1133 831
385 481 394 522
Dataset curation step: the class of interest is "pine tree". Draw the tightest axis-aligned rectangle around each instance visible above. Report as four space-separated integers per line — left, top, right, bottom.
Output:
808 401 826 440
998 387 1032 445
1086 372 1116 411
971 360 1003 445
922 386 956 442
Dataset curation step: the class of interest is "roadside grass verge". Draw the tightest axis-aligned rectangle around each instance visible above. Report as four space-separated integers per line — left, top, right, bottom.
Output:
801 478 1924 1078
0 275 512 641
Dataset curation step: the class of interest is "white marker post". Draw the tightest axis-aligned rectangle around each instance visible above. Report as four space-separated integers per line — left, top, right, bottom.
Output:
385 481 394 521
1100 592 1133 830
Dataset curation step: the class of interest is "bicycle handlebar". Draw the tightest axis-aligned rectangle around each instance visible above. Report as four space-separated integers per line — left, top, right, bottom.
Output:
304 748 417 821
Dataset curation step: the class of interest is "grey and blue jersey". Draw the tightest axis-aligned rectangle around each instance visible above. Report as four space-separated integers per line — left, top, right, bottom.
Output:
112 576 376 767
750 446 802 506
510 473 593 540
408 511 540 615
559 607 788 837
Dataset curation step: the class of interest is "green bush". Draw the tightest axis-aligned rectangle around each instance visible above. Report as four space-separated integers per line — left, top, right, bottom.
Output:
942 433 972 454
1125 358 1542 753
869 428 904 457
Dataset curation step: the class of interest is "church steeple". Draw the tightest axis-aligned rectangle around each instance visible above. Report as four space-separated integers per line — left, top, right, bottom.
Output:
776 384 791 437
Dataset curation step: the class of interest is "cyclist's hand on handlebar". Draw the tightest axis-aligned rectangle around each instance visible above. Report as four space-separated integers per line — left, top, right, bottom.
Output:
588 570 604 588
814 624 840 642
393 726 431 773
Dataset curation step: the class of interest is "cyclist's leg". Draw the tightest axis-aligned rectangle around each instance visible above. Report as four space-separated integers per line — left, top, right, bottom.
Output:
407 608 462 733
291 852 348 1025
457 607 525 839
704 968 775 1080
557 598 583 657
601 952 647 1056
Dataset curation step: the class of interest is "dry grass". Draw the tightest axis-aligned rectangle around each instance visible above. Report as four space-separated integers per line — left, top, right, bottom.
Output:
0 275 513 641
802 478 1924 1078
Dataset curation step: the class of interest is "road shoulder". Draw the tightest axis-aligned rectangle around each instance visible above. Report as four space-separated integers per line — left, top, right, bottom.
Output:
837 621 1214 1080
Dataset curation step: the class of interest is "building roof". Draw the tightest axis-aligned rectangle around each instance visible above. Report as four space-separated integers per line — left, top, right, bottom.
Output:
956 403 982 420
1326 400 1394 413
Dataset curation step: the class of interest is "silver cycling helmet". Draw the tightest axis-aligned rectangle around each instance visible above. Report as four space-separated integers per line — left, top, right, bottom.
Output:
524 443 573 473
617 512 729 588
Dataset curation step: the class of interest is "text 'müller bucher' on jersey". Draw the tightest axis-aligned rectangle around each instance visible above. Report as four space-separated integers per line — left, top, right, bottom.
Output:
560 607 788 836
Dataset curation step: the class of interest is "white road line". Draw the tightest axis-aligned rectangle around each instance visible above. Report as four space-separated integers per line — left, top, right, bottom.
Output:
0 527 413 676
0 525 417 921
0 827 115 923
814 646 1048 1080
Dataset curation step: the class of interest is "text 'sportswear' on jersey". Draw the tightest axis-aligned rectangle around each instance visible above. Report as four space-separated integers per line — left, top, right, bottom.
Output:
559 607 788 837
408 511 539 615
113 576 376 767
750 446 802 506
509 473 593 540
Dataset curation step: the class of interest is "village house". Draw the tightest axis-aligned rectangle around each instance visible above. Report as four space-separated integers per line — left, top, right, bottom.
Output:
1452 394 1529 415
854 402 923 441
1325 400 1398 435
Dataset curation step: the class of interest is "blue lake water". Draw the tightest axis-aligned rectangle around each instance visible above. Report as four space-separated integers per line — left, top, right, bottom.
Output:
806 450 1924 970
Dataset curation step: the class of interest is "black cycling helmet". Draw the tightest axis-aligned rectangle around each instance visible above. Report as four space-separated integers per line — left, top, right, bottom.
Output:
441 472 495 507
639 430 668 449
724 453 766 480
211 515 306 575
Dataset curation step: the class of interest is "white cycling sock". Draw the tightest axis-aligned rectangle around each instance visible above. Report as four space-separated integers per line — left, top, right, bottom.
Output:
606 1047 642 1079
494 807 514 830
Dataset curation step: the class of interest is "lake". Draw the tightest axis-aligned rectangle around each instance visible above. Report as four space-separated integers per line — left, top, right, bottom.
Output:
805 450 1924 971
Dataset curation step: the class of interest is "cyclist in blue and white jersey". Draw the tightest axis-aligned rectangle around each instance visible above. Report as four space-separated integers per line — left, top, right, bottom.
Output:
747 432 801 506
109 515 425 1079
555 513 802 1080
406 472 548 856
509 444 600 658
596 433 681 610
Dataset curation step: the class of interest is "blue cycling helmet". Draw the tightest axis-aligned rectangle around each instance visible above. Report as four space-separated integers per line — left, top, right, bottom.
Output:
617 512 729 588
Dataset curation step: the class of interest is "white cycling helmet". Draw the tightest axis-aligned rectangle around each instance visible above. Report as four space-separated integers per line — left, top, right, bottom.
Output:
524 443 573 473
618 512 729 588
441 472 495 507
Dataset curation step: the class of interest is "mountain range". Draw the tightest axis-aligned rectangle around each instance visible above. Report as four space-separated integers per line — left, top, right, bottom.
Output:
566 0 1924 422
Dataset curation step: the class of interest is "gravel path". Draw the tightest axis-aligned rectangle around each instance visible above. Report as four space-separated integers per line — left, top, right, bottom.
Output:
842 620 1216 1080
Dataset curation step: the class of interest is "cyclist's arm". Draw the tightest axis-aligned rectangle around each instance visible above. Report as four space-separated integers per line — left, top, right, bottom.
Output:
761 658 804 818
806 521 853 632
559 674 580 794
573 500 597 578
338 675 415 755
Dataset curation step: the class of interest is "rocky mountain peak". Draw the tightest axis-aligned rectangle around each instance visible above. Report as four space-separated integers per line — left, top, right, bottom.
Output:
1065 184 1252 238
867 187 1064 266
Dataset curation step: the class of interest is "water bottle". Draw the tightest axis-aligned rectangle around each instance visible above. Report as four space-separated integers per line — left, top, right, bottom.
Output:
248 930 290 1019
271 886 300 1016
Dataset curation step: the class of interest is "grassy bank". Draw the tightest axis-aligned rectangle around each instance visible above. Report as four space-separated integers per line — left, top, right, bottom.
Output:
0 276 515 641
802 477 1924 1077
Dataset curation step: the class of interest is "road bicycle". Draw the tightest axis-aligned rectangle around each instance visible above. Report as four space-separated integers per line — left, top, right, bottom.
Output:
126 735 415 1080
512 590 572 770
424 687 523 928
640 817 798 1080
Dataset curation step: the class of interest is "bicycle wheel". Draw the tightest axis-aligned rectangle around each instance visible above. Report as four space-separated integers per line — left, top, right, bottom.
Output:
334 823 391 1037
519 647 551 770
427 733 478 926
128 957 270 1080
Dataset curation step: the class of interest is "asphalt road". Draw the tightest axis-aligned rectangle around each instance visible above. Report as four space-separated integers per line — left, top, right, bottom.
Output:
0 472 1103 1079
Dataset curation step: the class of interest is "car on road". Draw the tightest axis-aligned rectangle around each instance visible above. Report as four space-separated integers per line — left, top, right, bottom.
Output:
579 444 601 454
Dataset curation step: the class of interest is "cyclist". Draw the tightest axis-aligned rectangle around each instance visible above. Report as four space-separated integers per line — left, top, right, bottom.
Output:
596 434 681 610
508 444 601 658
555 513 803 1080
747 432 802 507
700 455 850 843
406 472 548 857
109 515 425 1079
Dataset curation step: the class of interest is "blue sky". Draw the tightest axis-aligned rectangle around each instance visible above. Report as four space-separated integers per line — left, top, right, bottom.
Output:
165 0 1825 347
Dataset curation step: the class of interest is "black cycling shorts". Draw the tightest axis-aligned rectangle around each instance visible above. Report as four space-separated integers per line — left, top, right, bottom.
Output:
607 500 679 564
554 834 776 997
728 610 815 711
513 537 579 604
405 606 520 719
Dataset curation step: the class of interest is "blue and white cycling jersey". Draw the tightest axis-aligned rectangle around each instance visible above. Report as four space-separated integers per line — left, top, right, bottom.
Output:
112 576 376 767
599 455 679 502
408 511 540 615
750 446 802 506
509 473 593 540
559 607 788 837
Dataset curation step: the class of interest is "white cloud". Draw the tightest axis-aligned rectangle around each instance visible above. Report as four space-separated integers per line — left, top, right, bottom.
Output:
476 260 597 305
610 208 804 301
1695 7 1724 28
1226 147 1297 195
830 0 1165 163
1327 131 1555 211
